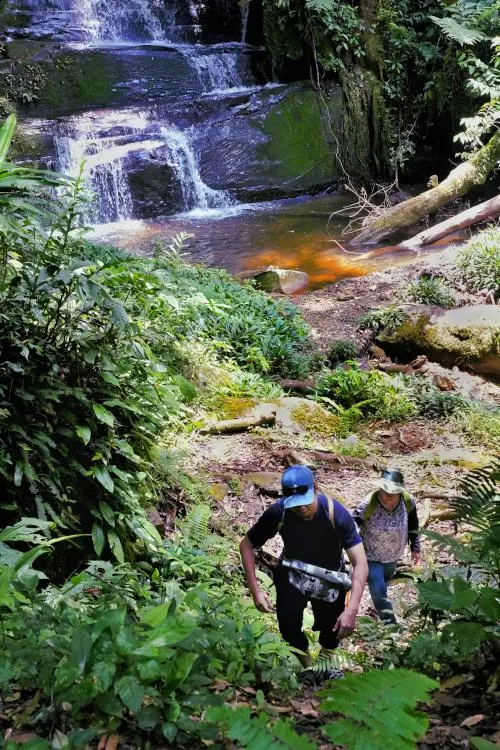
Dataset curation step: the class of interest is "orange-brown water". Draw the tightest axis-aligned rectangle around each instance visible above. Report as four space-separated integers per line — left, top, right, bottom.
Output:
91 194 464 289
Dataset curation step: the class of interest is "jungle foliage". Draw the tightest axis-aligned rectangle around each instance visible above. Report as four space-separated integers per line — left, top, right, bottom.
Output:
0 114 314 570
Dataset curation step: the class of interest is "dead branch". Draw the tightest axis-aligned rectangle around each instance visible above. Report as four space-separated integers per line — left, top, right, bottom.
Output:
201 413 276 434
400 193 500 249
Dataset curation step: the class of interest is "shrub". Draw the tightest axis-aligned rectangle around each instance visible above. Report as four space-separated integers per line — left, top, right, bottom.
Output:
358 306 406 334
403 276 454 307
327 339 360 366
0 513 294 748
156 255 315 379
316 364 415 423
457 226 500 300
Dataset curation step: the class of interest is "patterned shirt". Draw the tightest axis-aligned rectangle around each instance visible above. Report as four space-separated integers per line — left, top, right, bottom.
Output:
353 491 421 563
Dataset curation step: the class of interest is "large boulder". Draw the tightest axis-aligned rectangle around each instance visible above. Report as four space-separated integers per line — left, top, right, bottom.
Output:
248 267 309 294
377 304 500 376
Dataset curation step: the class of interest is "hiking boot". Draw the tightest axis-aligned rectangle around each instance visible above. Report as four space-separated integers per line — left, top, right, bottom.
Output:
299 666 344 687
315 666 344 683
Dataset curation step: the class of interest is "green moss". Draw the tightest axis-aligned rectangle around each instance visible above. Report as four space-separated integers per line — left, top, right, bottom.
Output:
257 84 342 187
212 395 257 420
390 313 430 346
291 402 341 436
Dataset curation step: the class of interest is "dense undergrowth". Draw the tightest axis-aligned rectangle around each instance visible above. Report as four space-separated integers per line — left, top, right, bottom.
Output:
1 115 499 748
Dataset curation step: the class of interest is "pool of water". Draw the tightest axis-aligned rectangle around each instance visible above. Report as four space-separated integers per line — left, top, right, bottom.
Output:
91 192 458 289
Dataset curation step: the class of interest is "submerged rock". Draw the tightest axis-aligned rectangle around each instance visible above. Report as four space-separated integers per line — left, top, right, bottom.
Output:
377 304 500 376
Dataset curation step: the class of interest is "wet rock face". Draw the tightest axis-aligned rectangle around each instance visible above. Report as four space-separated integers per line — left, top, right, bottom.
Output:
377 304 500 377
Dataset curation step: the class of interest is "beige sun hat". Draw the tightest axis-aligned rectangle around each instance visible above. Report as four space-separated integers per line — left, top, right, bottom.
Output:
376 468 405 495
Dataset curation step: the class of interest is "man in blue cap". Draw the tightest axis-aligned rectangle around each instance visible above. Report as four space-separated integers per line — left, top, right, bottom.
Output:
239 465 368 681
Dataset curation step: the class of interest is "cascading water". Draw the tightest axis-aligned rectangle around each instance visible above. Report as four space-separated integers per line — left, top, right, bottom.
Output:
185 52 243 93
54 111 164 223
160 126 232 213
74 0 166 42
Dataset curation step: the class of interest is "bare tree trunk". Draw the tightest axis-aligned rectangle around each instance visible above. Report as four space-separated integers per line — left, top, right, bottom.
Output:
400 193 500 248
351 132 500 245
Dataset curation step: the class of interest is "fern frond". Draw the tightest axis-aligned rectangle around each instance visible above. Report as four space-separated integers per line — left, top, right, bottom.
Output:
206 706 317 749
430 16 486 46
179 504 211 547
450 459 500 534
311 648 357 672
319 669 438 750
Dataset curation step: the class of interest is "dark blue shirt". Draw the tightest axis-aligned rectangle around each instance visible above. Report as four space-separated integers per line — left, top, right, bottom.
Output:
247 494 361 570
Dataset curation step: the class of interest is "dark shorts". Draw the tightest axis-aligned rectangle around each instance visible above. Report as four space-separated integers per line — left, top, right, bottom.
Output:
273 565 346 652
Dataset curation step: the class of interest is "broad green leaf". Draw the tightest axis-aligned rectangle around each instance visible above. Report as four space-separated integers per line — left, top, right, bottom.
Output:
95 691 123 717
136 705 162 731
100 370 120 386
115 675 145 713
99 500 115 526
140 602 170 628
94 466 114 493
108 530 124 563
71 628 93 672
471 738 500 749
76 425 91 444
92 403 114 427
0 113 16 162
92 661 116 692
92 608 126 639
91 523 105 555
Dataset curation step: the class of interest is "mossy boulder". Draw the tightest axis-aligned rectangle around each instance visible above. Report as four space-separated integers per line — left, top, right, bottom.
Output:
377 304 500 376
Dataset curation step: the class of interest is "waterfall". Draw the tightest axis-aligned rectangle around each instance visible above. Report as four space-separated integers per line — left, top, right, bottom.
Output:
186 52 243 93
74 0 166 42
54 111 163 224
241 0 251 44
12 0 169 42
160 126 232 213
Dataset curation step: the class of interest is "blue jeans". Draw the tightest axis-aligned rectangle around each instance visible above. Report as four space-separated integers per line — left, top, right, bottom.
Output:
367 561 397 624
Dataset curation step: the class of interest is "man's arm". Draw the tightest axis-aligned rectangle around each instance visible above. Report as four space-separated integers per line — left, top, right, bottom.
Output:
333 542 368 639
408 500 422 564
239 536 274 613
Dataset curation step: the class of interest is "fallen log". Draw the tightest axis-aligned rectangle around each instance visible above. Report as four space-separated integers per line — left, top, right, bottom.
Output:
351 131 500 245
280 378 317 393
400 193 500 249
201 412 276 434
286 448 381 470
430 508 457 522
415 490 459 501
378 362 413 374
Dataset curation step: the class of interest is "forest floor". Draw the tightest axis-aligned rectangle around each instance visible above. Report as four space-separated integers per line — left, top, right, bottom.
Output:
168 247 500 749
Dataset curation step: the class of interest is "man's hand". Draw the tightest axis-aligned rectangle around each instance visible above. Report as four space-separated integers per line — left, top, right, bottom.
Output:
411 550 422 565
252 588 275 613
333 608 357 639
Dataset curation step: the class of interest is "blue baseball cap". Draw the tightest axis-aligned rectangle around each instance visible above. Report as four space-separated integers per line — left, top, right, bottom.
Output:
281 465 315 508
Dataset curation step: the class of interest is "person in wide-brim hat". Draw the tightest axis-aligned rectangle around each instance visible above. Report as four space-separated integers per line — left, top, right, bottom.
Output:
353 468 422 626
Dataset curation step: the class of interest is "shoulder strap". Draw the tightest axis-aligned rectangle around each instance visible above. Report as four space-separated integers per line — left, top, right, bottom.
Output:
363 490 379 522
327 496 335 528
402 491 413 513
276 499 285 533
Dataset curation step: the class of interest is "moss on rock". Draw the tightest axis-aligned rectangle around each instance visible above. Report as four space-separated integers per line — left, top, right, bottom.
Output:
379 304 500 376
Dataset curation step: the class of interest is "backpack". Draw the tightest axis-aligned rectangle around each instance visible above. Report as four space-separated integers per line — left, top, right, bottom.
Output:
363 489 413 522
